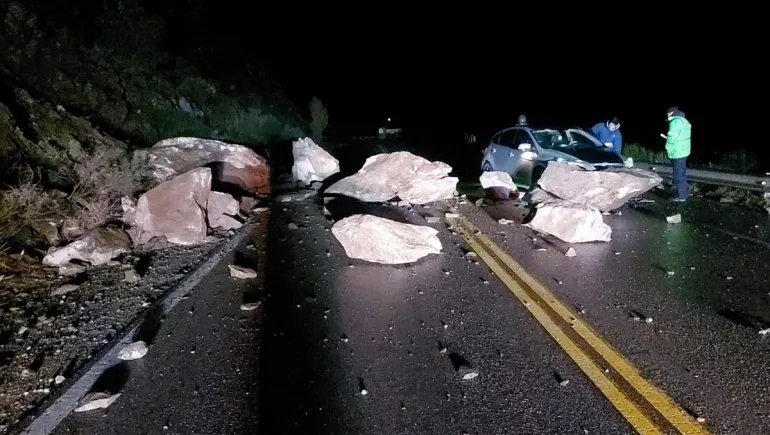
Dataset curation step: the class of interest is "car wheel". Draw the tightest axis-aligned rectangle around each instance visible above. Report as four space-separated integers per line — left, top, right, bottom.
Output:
482 161 493 172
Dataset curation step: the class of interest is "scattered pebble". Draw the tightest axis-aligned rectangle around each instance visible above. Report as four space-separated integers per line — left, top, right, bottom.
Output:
288 223 299 230
118 341 148 361
559 379 570 386
52 284 79 296
74 392 121 412
565 248 577 257
54 375 65 385
124 269 141 283
240 302 261 311
228 265 257 279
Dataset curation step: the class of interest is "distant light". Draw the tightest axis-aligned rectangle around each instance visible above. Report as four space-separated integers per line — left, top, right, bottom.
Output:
387 117 391 122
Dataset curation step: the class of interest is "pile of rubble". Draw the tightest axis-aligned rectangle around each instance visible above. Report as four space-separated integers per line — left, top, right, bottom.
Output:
41 137 271 273
294 145 458 264
524 162 662 243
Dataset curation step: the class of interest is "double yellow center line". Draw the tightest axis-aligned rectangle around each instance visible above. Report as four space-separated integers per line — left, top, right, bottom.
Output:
452 216 709 435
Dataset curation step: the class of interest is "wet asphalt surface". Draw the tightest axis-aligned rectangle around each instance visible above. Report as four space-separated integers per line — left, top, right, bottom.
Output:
44 184 770 434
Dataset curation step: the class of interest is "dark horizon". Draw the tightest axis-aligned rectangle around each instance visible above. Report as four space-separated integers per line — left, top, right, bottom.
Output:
257 18 765 166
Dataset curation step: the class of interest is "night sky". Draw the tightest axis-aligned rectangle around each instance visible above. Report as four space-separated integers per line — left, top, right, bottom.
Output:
255 13 765 164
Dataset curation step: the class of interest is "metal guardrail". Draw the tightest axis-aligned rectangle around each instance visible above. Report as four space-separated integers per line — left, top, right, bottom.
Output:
635 163 770 193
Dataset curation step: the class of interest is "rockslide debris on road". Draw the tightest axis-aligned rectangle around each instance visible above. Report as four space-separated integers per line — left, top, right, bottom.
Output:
536 162 662 212
325 151 458 204
291 137 340 186
331 214 443 264
525 162 661 243
137 137 271 195
480 171 519 200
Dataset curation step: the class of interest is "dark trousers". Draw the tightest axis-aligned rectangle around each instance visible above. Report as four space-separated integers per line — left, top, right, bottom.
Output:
671 157 688 199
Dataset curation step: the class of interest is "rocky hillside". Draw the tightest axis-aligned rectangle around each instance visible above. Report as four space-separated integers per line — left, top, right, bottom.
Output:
0 0 305 187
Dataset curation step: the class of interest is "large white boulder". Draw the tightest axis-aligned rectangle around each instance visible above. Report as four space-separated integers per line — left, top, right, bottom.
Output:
43 228 131 267
291 137 340 185
326 151 458 204
528 200 611 243
537 162 662 211
331 214 443 264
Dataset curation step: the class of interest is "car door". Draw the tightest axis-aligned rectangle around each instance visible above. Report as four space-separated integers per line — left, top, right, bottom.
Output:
483 128 518 172
509 129 538 186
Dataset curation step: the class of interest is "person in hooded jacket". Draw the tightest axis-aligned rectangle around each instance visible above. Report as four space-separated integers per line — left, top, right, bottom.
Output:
590 116 623 154
661 106 692 201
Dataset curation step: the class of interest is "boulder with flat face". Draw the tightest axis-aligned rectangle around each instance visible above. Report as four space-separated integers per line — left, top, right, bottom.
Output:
43 227 131 267
139 137 270 194
537 162 662 211
331 214 443 264
133 167 211 246
326 151 458 204
207 191 242 230
291 137 340 185
528 199 612 243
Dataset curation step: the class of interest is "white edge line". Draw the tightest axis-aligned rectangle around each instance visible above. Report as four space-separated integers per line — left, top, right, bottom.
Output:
20 225 254 435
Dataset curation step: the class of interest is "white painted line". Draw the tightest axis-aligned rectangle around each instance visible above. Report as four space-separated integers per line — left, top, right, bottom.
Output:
21 226 254 435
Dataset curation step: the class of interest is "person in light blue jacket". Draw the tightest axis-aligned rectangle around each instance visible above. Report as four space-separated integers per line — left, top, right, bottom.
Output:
590 116 623 154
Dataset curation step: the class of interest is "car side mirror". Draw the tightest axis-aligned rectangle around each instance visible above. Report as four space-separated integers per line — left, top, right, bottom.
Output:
518 143 532 151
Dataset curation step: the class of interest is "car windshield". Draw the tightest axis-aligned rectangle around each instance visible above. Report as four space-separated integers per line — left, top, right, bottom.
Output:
532 129 598 150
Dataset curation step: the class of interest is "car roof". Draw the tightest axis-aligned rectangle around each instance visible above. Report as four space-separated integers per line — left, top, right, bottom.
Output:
497 125 587 133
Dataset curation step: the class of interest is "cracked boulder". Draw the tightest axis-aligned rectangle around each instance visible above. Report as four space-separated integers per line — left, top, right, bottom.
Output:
332 214 443 264
528 200 611 243
291 137 340 185
137 137 270 194
326 151 458 204
43 227 131 267
207 191 242 230
133 167 211 246
536 162 662 211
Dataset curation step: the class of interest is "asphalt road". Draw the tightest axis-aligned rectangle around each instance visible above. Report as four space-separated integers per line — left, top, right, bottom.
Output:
41 186 770 434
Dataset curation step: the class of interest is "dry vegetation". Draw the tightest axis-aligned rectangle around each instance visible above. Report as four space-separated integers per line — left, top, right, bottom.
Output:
68 149 143 230
0 149 144 251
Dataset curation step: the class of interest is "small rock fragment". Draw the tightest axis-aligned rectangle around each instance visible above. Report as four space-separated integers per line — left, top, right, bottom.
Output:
53 284 79 296
240 302 261 311
288 222 299 230
460 368 478 380
565 247 577 257
55 375 65 385
124 269 141 283
759 328 770 335
425 216 441 224
445 213 460 219
59 263 86 277
498 218 514 225
559 379 570 386
118 341 148 361
229 265 257 279
74 392 121 412
666 214 682 224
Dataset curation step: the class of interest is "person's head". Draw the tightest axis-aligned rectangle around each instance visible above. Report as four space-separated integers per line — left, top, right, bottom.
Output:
517 114 528 125
607 116 620 131
666 106 680 120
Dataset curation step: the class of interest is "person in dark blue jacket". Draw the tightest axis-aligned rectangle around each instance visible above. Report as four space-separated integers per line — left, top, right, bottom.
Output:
590 116 623 154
